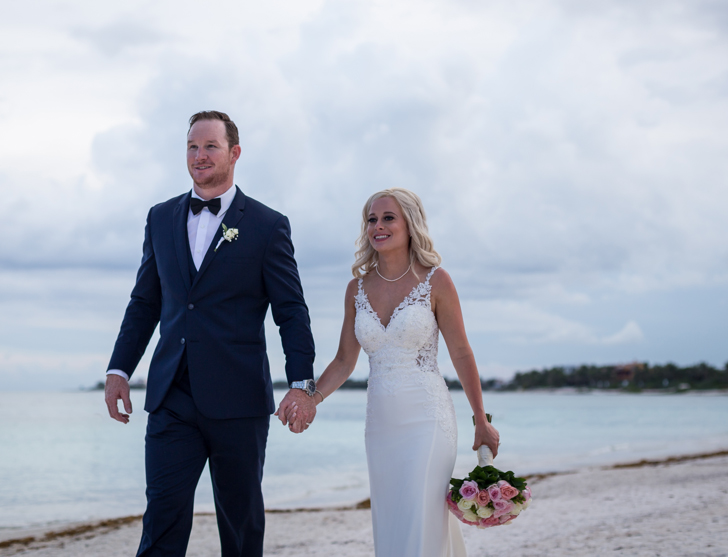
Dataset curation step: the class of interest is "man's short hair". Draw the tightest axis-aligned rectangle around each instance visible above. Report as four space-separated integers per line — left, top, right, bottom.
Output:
188 111 240 148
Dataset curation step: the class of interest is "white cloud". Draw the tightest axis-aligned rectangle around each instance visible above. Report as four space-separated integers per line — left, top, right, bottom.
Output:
461 299 645 346
602 320 645 345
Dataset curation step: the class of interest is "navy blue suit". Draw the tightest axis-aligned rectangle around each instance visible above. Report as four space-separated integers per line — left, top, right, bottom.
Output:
108 187 315 556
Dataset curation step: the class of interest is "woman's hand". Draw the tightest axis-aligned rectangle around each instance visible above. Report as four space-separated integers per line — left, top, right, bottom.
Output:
473 420 500 457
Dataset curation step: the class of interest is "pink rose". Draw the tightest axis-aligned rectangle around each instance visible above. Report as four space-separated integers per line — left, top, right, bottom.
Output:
459 480 479 501
446 492 459 512
498 481 519 500
523 486 532 501
493 499 514 518
499 514 515 524
475 489 491 506
486 484 502 502
481 515 500 527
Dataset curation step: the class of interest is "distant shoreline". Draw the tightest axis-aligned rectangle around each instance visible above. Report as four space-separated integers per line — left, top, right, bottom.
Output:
87 360 728 393
86 378 728 395
273 380 728 395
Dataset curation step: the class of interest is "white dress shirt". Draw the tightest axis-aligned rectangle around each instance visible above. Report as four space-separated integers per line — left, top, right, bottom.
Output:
107 185 237 381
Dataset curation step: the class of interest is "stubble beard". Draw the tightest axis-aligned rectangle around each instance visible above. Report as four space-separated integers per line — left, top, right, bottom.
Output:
192 166 233 192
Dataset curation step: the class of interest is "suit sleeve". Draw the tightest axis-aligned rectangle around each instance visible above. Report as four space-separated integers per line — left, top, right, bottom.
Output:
107 208 162 377
262 215 315 384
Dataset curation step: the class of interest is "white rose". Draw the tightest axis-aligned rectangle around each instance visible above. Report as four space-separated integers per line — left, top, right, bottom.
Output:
462 509 478 522
476 506 493 518
457 498 473 511
510 503 523 516
522 498 531 509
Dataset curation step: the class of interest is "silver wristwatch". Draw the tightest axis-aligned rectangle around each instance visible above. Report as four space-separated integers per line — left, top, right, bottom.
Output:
290 379 316 396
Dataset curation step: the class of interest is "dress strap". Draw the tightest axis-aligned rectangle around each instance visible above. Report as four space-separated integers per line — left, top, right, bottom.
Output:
425 266 439 285
357 277 364 295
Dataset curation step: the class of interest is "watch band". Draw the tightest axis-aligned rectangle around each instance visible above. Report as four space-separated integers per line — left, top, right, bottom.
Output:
290 379 316 396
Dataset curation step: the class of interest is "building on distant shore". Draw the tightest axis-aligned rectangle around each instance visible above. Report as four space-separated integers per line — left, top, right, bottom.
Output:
614 362 645 385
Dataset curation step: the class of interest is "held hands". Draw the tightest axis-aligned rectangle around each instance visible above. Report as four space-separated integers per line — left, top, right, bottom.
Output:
105 374 132 424
275 389 316 434
473 417 499 458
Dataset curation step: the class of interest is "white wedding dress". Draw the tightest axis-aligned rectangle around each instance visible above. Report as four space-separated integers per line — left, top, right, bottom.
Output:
355 267 467 557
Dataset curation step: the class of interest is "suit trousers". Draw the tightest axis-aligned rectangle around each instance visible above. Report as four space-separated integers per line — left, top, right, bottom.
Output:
136 363 269 557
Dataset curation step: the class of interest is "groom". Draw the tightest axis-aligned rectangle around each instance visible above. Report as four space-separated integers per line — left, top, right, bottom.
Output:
104 110 317 556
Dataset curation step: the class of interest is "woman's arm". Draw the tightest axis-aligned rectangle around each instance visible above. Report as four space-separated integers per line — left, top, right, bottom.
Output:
431 269 500 456
314 279 363 403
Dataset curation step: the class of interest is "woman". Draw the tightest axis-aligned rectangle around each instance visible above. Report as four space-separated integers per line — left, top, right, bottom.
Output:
313 188 499 556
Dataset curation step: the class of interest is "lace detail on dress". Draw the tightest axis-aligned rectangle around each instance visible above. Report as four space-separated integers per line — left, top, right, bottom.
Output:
355 277 373 316
355 267 456 447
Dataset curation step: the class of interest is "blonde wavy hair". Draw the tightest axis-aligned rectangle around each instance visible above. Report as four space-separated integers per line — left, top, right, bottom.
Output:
352 188 442 278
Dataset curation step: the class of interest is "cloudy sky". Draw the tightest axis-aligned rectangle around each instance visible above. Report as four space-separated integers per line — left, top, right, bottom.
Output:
1 0 726 390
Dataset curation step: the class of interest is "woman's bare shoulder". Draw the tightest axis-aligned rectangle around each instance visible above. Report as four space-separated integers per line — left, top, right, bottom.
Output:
429 267 459 307
430 266 455 288
345 278 360 296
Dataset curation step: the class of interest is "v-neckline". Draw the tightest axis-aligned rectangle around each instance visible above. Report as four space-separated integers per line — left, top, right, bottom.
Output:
360 282 421 331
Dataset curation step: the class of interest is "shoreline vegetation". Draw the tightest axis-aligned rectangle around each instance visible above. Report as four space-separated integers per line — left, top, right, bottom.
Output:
2 449 726 555
90 361 728 393
277 361 728 393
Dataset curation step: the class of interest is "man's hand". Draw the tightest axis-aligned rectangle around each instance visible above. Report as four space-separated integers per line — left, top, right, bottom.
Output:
105 374 132 424
274 389 316 433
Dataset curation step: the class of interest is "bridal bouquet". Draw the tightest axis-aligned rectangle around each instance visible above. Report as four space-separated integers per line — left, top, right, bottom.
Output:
447 416 531 528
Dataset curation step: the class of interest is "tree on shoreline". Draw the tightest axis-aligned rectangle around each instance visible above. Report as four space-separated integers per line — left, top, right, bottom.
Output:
503 361 728 391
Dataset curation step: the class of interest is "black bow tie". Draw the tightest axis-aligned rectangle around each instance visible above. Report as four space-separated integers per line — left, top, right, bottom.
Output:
190 197 222 216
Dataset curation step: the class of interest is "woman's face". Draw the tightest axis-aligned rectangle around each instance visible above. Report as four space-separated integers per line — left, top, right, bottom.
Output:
367 196 410 254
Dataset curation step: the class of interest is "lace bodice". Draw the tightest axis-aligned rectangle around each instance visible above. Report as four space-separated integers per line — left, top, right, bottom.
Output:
355 266 457 447
355 266 440 380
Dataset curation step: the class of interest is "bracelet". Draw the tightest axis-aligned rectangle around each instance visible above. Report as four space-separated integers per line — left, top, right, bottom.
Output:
314 390 325 403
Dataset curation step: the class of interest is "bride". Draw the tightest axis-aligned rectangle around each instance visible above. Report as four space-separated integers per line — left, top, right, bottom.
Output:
311 188 499 556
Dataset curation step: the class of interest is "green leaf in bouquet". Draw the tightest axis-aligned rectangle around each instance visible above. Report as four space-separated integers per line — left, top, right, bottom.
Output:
510 477 528 491
477 466 500 485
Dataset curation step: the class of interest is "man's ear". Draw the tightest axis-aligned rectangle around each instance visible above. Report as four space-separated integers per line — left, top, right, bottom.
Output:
230 144 242 164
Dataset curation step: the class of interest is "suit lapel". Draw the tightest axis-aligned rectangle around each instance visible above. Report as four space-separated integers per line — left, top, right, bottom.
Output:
192 186 247 289
173 192 192 292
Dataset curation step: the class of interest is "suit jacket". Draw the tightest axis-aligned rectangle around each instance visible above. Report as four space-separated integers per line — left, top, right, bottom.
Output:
107 187 315 419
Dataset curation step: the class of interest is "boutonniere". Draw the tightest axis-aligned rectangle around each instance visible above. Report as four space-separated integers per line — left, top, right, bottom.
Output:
214 224 239 252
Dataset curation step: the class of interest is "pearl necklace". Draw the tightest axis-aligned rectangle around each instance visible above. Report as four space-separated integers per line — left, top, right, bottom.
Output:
376 263 411 282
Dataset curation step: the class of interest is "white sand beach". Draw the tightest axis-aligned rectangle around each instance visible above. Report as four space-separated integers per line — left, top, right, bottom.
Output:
2 452 726 557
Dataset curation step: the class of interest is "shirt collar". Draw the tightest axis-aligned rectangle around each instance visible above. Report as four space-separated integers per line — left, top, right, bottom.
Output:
190 184 237 216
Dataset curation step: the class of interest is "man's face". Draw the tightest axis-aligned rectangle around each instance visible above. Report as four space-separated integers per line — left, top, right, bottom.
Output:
186 120 240 189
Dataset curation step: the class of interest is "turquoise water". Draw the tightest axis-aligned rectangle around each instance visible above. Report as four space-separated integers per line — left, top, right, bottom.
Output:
0 389 726 530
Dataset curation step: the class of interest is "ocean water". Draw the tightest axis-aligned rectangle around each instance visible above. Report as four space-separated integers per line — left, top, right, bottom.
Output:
0 389 726 532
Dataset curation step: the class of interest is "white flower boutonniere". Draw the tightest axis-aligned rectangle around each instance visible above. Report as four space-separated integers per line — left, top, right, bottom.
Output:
214 223 239 252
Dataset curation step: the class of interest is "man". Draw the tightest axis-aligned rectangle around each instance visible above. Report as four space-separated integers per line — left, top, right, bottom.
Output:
104 111 317 556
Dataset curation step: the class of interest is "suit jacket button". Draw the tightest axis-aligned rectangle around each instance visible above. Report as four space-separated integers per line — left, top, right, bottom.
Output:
187 303 194 310
180 338 186 344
